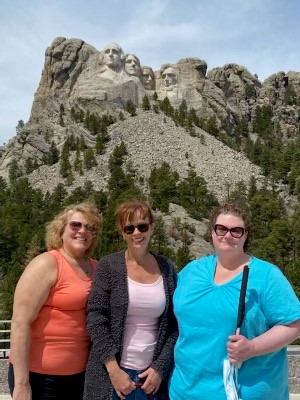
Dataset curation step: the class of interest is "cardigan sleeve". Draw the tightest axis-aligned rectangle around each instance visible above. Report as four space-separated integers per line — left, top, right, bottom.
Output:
86 257 118 363
151 258 178 379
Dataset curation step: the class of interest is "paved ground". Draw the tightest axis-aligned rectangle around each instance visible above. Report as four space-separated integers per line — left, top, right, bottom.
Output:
1 394 300 399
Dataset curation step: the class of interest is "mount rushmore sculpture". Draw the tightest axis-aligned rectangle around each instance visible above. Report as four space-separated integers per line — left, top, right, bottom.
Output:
26 37 300 137
1 36 299 176
30 37 264 131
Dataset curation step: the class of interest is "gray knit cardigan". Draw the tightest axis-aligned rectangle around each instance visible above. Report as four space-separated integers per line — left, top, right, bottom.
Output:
83 250 178 400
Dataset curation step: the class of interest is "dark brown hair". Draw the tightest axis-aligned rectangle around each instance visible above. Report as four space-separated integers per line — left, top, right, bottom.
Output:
206 202 252 251
115 200 155 232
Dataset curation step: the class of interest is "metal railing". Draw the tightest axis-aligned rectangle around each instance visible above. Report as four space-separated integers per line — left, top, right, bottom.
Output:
0 320 11 359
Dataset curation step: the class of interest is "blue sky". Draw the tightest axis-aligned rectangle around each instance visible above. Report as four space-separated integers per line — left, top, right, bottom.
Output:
1 0 299 144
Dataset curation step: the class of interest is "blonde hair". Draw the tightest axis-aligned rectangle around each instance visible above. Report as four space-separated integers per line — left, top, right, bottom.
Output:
46 202 102 257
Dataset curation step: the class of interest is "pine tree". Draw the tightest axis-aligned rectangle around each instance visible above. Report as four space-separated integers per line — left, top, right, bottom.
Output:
159 97 174 117
60 150 72 178
25 158 34 174
8 159 21 182
150 216 174 259
175 168 218 219
84 148 97 170
152 104 160 114
141 95 151 110
96 134 105 155
59 104 65 126
229 181 248 206
149 162 179 212
125 100 137 116
205 115 219 137
234 118 249 141
16 120 25 134
108 142 127 171
48 141 59 165
248 176 258 199
178 99 187 126
176 243 192 271
73 148 83 175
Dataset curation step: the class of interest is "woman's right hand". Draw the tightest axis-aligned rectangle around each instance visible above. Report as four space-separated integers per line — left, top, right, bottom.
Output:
108 366 135 399
12 383 32 400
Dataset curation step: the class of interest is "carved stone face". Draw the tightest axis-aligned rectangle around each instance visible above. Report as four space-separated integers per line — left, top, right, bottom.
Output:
103 43 123 70
142 67 155 90
125 54 140 76
162 67 177 90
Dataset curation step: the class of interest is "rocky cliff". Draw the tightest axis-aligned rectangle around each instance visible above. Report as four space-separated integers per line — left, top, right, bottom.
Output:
0 37 299 197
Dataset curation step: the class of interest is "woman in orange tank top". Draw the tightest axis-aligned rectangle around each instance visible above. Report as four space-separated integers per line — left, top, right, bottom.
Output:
9 202 102 400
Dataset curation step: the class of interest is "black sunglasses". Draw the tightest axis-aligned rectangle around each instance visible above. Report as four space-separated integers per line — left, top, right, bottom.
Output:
123 223 150 234
69 221 96 233
214 224 246 238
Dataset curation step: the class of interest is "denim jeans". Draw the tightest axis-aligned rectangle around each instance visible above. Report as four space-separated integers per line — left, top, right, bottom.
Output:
112 367 158 400
8 363 85 400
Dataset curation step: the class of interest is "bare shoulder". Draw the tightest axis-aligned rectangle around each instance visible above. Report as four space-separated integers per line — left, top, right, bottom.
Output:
13 252 58 321
21 251 57 285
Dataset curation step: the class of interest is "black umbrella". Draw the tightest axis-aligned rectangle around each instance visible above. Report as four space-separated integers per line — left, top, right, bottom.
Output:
223 265 250 400
235 265 250 335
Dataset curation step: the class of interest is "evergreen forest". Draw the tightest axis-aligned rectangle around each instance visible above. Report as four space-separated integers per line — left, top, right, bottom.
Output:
1 96 300 320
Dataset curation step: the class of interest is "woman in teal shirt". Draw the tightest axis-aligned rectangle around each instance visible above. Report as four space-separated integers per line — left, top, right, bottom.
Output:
169 202 300 400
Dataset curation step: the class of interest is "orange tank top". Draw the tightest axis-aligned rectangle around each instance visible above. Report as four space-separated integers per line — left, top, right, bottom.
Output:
28 249 97 375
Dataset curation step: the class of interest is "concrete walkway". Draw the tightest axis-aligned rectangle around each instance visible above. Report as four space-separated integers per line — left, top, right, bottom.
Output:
1 394 300 399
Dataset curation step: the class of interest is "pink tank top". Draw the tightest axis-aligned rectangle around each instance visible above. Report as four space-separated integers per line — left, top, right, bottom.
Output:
28 250 96 375
120 276 166 370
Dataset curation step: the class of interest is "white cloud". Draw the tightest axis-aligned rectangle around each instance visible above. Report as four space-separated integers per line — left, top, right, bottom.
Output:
0 0 299 144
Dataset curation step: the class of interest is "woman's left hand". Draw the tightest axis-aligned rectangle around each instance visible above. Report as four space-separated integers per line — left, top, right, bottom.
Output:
227 334 254 363
138 367 162 394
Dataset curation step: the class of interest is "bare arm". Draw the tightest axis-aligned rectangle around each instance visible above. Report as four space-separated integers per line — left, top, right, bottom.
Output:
227 320 300 363
11 253 57 400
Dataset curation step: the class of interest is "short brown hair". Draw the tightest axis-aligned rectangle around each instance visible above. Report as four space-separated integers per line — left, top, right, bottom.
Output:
115 200 155 232
206 202 252 251
46 202 102 257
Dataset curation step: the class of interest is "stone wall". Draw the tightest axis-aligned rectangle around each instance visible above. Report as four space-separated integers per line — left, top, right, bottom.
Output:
288 346 300 394
0 359 9 394
0 347 299 394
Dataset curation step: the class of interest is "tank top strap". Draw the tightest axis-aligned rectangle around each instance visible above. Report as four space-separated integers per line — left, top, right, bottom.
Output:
48 249 97 281
47 249 65 282
90 258 98 272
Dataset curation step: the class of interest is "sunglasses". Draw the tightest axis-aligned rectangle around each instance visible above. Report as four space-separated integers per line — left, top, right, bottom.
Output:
69 221 97 233
123 223 150 234
214 224 246 238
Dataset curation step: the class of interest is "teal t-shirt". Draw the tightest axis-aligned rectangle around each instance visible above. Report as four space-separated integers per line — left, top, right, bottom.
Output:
169 255 300 400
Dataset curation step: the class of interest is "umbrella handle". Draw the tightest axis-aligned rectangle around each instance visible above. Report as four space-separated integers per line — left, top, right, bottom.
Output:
233 265 250 370
235 265 249 331
234 328 242 369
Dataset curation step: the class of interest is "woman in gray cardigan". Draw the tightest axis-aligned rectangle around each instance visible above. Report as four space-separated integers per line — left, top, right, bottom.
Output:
84 200 178 400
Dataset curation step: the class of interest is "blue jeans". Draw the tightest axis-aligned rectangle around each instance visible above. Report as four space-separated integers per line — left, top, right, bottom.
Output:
112 367 157 400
